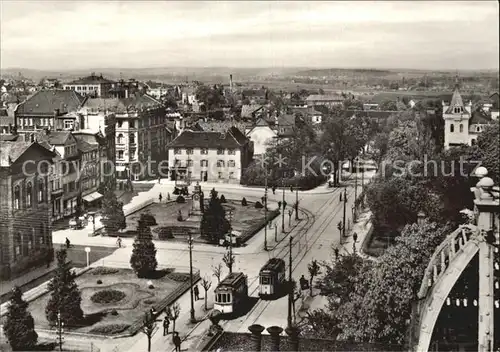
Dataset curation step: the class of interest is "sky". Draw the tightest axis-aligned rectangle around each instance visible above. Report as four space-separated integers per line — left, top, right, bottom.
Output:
0 1 499 71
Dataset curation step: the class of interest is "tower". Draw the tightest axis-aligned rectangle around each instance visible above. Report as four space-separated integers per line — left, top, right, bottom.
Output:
442 81 472 149
229 74 233 92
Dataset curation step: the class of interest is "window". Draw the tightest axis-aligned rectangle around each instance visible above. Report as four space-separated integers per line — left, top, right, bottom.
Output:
26 182 32 207
174 159 180 166
13 185 20 210
200 160 208 167
186 148 193 155
261 276 270 285
38 179 44 203
229 172 235 179
228 160 235 167
201 148 208 154
64 120 73 129
228 149 236 155
218 172 223 179
15 233 21 258
217 160 225 167
476 126 481 132
129 120 135 128
187 160 193 167
117 120 123 128
117 150 124 159
130 134 136 144
450 124 454 133
217 148 224 155
117 133 124 144
174 148 181 155
459 124 463 133
29 118 33 126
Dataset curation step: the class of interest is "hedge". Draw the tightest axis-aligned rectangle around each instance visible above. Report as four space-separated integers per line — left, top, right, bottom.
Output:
239 209 280 243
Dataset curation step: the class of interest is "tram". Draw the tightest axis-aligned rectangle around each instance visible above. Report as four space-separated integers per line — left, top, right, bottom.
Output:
214 272 248 314
259 258 286 297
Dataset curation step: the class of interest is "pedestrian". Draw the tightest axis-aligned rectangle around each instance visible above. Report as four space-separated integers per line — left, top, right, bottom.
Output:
117 236 122 248
159 193 163 203
150 307 156 318
158 175 161 184
193 285 199 300
334 247 339 261
173 332 181 352
290 185 293 193
163 316 170 336
272 185 276 195
167 192 171 201
65 237 70 249
353 232 358 243
339 193 342 202
46 251 51 268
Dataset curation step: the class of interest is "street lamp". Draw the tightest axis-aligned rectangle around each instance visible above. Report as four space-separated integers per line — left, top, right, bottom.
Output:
282 179 286 233
85 247 91 267
342 188 347 237
264 169 268 251
287 236 293 329
187 233 196 323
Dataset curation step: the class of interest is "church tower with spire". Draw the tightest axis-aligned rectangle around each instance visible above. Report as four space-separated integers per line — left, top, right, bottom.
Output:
442 75 473 149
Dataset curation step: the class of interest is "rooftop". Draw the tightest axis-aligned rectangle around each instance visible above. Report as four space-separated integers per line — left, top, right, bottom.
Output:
67 74 115 85
35 130 72 146
82 94 162 114
0 141 54 167
16 90 86 116
168 130 242 149
306 94 344 102
344 110 395 120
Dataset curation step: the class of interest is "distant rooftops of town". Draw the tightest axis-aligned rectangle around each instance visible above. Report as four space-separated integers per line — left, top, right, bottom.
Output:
65 73 116 85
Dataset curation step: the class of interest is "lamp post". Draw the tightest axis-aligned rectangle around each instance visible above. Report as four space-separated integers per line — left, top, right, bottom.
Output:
354 159 358 222
282 179 286 233
264 170 268 251
287 236 293 329
295 184 299 220
84 247 91 267
188 233 195 323
342 188 347 237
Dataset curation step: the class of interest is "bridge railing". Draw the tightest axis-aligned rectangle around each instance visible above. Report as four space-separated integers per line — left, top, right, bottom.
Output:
417 224 477 300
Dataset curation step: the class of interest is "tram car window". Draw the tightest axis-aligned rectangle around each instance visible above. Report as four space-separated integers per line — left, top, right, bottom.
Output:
214 272 248 314
259 258 286 297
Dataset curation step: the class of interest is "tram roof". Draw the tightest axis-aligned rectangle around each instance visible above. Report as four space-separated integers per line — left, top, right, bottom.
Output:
260 258 286 272
218 272 246 287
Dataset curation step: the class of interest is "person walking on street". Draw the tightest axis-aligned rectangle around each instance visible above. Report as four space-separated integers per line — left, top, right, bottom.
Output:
353 232 358 243
158 175 161 184
159 193 163 203
117 236 122 248
272 185 276 195
173 332 181 352
65 237 71 249
193 285 200 300
334 247 339 261
339 193 342 202
163 316 170 336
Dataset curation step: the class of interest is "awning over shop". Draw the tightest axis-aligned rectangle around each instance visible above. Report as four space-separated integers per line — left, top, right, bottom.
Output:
82 192 103 203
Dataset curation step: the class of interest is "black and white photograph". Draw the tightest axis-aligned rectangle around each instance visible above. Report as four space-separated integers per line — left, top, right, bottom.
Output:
0 1 499 351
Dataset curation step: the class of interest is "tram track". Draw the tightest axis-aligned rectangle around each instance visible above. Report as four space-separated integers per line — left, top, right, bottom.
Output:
221 186 354 333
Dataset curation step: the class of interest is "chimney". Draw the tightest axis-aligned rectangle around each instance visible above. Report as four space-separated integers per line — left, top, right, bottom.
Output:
230 74 233 92
54 108 59 117
248 324 265 351
267 326 283 351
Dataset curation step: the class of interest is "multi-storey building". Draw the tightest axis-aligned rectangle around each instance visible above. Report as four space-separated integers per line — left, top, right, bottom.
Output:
63 73 116 98
0 141 55 280
167 129 252 184
35 131 81 218
73 134 102 210
443 86 493 149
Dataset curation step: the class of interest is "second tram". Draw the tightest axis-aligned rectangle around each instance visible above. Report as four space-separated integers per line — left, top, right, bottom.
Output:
214 272 248 314
259 258 286 296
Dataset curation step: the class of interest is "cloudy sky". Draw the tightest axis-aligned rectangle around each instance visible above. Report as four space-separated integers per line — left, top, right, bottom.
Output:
1 1 498 70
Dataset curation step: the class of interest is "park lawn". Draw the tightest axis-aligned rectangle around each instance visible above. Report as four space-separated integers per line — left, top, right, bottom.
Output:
124 199 270 240
23 267 189 335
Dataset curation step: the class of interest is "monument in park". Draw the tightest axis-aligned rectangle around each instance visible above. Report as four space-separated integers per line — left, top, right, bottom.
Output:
187 181 204 223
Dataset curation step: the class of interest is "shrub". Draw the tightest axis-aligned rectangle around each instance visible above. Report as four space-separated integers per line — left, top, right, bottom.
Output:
90 289 126 304
89 323 130 335
156 227 174 240
148 284 154 289
91 267 119 275
110 309 118 316
177 214 183 222
97 279 103 284
143 299 156 305
168 272 190 282
220 195 227 203
140 213 157 226
255 201 263 209
176 195 185 203
241 197 248 206
173 188 180 195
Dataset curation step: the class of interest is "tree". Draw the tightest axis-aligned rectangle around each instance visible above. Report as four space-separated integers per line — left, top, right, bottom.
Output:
307 260 321 296
130 215 158 278
379 100 398 111
212 263 223 284
101 187 126 234
223 251 235 273
166 303 181 333
45 249 83 326
200 191 230 243
195 84 224 112
475 120 499 183
343 99 364 110
4 286 38 351
335 221 450 344
141 311 157 352
201 276 212 310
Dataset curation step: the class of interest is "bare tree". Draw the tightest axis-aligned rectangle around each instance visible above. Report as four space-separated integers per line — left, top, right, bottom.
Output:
307 260 321 296
212 263 223 284
166 303 181 333
200 276 212 310
141 312 157 352
222 251 235 273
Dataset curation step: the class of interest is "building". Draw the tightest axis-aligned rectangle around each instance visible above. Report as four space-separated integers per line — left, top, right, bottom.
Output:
35 131 81 218
0 141 55 280
145 82 168 99
63 73 116 98
181 87 198 105
241 104 266 120
73 134 102 210
241 89 268 104
246 118 277 156
167 129 253 184
344 109 395 124
442 86 492 149
305 94 344 108
15 90 87 134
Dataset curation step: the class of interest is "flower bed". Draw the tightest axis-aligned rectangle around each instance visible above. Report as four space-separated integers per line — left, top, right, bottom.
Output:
90 289 126 304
